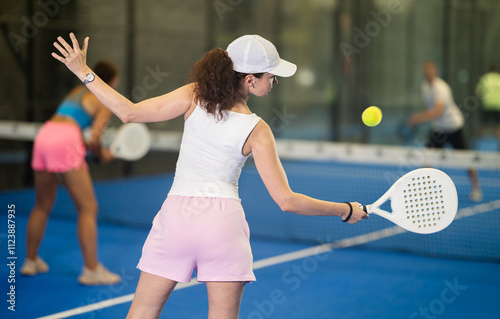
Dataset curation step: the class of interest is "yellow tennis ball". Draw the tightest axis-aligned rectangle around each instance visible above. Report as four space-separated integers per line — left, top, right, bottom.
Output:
362 106 382 127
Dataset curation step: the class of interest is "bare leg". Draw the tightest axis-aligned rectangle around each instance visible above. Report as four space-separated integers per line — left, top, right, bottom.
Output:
62 167 99 269
468 168 483 202
127 272 177 319
26 171 58 260
206 281 245 319
468 168 480 191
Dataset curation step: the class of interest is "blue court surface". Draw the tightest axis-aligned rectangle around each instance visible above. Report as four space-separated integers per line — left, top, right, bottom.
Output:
1 162 500 319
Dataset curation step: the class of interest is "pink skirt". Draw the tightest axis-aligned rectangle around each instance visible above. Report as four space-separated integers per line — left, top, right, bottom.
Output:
31 121 88 173
137 195 256 283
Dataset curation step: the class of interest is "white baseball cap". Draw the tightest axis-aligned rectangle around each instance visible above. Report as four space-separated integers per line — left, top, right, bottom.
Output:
226 35 297 77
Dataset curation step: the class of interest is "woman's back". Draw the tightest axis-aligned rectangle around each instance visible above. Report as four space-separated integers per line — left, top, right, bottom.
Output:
169 103 261 200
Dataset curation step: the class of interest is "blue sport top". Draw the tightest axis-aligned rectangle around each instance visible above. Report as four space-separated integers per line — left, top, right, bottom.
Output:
55 88 93 129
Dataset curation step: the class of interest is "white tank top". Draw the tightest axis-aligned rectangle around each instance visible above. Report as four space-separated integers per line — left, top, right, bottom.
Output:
168 103 261 200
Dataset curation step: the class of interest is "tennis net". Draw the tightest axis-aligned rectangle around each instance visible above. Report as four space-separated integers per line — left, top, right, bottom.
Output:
1 121 499 262
241 155 500 262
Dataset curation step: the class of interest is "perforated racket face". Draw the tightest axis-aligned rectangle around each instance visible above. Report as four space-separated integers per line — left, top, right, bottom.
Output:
110 123 151 161
389 168 458 234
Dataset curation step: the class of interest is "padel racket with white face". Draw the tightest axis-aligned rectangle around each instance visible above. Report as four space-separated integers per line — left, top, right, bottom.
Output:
109 123 151 161
363 168 458 234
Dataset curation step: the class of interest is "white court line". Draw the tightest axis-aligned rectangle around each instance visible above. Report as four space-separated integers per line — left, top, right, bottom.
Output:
35 280 200 319
36 199 500 319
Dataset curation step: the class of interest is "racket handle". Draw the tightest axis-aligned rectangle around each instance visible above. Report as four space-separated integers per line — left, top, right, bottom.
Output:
362 205 371 214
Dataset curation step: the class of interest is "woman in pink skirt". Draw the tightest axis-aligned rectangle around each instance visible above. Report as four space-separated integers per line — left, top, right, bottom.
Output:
52 33 368 318
21 60 121 286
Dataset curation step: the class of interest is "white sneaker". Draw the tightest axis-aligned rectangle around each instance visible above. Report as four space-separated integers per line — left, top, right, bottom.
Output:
470 188 483 202
78 263 121 286
20 257 49 276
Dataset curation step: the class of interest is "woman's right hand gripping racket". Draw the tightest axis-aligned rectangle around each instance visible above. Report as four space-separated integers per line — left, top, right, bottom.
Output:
363 168 458 234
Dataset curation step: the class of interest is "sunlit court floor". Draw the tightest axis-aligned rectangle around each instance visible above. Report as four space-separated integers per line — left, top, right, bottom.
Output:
0 212 499 319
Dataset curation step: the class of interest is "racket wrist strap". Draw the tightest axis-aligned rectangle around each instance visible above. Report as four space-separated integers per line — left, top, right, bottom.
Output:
342 202 353 222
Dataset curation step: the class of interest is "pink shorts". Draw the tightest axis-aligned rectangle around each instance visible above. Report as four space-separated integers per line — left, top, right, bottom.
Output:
137 195 256 283
31 121 88 173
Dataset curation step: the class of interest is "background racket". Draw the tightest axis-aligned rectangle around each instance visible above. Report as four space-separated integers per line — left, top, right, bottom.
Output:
109 123 151 161
362 168 458 234
397 120 418 144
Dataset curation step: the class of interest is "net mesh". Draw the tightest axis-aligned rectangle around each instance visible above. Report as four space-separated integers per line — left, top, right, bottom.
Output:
1 124 499 262
240 159 500 262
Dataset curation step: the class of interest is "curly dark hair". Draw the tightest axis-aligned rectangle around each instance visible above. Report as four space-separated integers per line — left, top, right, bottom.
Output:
188 48 263 119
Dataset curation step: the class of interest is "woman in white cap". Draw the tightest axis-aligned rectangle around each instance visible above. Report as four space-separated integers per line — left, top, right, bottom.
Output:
52 33 368 319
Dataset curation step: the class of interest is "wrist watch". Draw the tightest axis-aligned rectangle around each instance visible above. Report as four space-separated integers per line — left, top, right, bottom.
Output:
83 72 95 85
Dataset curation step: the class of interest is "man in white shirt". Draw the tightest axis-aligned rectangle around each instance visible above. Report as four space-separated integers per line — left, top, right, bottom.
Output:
409 61 482 202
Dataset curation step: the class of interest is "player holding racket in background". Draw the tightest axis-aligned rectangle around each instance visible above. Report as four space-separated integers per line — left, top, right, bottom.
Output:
20 60 121 286
52 33 367 318
408 61 482 202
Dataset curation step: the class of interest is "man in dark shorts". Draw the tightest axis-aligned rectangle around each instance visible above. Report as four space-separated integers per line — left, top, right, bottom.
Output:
409 61 482 202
